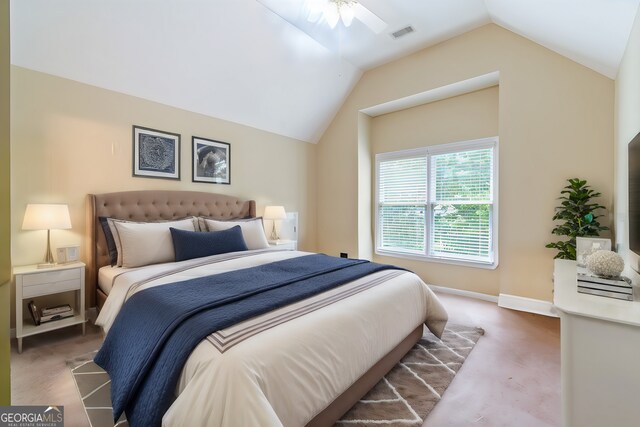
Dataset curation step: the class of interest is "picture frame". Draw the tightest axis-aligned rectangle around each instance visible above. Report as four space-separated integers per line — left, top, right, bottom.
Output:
576 237 611 267
192 136 231 185
132 125 180 180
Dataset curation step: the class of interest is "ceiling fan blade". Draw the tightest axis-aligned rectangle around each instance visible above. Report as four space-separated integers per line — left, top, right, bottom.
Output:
354 2 387 34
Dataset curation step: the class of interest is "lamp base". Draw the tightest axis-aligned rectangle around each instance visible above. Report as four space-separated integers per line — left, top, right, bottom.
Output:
37 262 57 269
38 229 57 268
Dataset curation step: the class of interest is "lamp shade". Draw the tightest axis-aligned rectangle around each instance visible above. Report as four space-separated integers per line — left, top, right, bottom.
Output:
263 206 287 220
22 204 72 230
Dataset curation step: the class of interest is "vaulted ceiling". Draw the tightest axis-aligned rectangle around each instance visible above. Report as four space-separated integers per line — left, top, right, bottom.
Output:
10 0 640 143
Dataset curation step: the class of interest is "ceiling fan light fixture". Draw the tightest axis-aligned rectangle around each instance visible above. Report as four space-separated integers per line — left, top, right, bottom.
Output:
339 2 356 27
322 0 358 29
324 2 340 28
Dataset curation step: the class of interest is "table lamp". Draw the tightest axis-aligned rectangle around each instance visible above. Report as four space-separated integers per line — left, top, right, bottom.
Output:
22 203 72 268
264 205 287 242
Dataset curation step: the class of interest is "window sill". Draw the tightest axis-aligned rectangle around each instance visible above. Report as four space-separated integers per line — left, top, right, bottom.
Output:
375 249 498 270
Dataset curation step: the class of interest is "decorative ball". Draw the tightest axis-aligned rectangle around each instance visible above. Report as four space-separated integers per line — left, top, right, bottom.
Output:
585 250 624 278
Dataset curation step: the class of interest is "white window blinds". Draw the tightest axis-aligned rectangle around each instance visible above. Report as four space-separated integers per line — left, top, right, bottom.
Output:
375 138 498 268
430 148 493 261
378 156 427 253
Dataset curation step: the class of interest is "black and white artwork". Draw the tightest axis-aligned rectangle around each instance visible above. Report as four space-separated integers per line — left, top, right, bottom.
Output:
192 136 230 184
133 125 180 180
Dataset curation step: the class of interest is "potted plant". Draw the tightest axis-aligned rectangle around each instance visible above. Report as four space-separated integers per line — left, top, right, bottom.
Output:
546 178 609 260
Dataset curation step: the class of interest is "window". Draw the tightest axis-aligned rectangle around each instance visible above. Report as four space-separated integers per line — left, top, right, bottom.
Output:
376 137 498 268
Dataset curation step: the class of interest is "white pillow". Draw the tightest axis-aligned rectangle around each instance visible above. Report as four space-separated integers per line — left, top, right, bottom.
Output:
108 217 198 266
113 218 197 268
204 218 269 250
107 218 134 267
196 217 208 233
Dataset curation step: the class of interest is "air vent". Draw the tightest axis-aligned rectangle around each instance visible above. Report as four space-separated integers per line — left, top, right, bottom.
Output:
391 26 414 39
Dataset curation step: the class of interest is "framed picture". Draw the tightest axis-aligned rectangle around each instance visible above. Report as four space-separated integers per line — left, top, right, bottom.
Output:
132 125 180 180
192 136 231 184
576 237 611 267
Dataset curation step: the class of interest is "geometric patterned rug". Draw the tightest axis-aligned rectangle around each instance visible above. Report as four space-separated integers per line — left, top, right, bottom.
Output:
67 353 126 427
68 324 483 427
335 324 484 426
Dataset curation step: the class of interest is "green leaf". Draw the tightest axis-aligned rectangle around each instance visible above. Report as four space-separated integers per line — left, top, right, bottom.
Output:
546 178 608 260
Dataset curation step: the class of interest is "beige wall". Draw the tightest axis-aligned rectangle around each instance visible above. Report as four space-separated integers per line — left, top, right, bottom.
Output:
615 8 640 272
317 24 614 301
371 87 499 295
0 0 10 405
10 66 317 322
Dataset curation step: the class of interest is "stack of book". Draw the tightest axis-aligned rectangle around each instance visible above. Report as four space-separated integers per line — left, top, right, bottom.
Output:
577 270 634 301
40 304 74 324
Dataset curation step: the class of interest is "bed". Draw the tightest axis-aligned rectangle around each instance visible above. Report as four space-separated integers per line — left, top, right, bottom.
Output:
86 190 448 427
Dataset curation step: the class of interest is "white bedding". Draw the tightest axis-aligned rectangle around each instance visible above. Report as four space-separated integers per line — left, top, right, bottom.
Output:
95 250 448 427
97 265 124 295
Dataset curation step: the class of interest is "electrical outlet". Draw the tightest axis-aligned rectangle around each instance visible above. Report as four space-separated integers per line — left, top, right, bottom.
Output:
340 252 348 258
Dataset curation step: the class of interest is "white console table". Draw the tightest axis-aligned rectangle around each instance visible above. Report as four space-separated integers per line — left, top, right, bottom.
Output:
553 259 640 427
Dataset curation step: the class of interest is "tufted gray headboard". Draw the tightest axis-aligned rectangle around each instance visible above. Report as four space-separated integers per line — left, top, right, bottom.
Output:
86 190 256 309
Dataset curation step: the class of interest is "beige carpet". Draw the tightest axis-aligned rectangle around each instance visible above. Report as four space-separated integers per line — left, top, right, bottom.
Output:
69 324 483 427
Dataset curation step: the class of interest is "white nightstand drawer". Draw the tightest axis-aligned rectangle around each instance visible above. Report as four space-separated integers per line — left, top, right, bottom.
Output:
22 278 81 298
22 268 81 287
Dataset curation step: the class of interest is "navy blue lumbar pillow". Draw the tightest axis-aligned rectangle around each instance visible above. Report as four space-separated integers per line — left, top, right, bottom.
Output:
170 225 248 262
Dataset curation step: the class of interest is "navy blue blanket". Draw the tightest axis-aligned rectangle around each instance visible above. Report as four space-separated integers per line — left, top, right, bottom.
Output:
94 254 403 426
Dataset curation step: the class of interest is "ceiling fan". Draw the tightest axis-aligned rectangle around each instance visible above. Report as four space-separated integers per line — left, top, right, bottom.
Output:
304 0 387 33
256 0 387 35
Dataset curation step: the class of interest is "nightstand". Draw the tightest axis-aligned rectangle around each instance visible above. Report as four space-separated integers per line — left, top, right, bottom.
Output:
268 239 297 250
14 262 86 353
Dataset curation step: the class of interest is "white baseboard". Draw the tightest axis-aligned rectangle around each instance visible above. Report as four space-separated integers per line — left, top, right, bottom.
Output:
429 285 559 318
428 284 498 303
498 293 558 318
